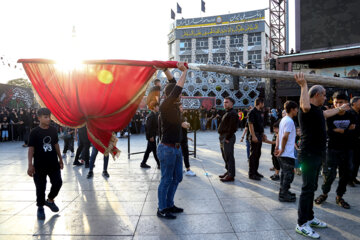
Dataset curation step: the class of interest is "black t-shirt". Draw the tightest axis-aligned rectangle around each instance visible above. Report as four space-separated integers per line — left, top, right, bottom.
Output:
28 126 59 171
1 120 9 130
298 104 326 153
159 85 183 144
327 111 355 150
248 107 264 134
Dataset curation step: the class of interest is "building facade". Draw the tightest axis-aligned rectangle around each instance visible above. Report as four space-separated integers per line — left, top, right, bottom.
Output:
166 10 271 108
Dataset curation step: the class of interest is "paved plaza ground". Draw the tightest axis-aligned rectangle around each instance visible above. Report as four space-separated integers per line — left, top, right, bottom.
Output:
0 129 359 240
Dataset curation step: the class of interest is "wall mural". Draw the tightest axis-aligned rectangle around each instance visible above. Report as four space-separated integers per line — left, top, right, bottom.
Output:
150 61 260 108
0 84 36 108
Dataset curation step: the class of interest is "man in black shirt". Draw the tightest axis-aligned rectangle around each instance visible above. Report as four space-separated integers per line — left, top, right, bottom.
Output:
349 97 360 185
314 92 354 209
27 108 63 220
141 101 160 169
157 62 187 219
218 97 239 182
295 73 349 238
248 97 265 180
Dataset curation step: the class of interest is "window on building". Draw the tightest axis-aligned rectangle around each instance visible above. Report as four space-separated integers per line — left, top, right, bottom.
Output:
195 54 208 63
180 39 192 51
212 36 226 49
180 55 192 62
213 53 226 63
196 38 208 50
248 50 262 65
230 52 243 63
248 33 261 46
230 35 243 48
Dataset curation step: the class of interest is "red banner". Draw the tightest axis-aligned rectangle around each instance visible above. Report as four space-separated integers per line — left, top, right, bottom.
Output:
18 59 185 157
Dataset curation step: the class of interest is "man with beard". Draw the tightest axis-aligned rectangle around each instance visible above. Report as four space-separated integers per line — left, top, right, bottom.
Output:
157 62 187 219
218 97 239 182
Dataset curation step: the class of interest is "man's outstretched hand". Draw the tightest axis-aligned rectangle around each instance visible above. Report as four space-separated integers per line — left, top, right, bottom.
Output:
177 62 187 72
295 72 306 87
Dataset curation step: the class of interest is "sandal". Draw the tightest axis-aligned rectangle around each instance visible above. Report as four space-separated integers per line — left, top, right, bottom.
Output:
314 194 327 205
336 197 350 209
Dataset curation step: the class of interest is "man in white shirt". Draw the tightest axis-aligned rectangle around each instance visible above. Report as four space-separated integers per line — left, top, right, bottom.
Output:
275 100 299 202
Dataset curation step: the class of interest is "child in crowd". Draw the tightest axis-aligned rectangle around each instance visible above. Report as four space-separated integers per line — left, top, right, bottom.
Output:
1 116 9 141
27 108 63 220
294 127 301 175
269 121 280 180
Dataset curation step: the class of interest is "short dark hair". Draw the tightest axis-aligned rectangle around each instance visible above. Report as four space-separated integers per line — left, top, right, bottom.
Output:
284 100 298 113
225 97 235 104
332 91 348 101
350 96 360 106
154 79 160 84
37 108 51 116
254 98 264 106
273 120 280 128
164 83 176 97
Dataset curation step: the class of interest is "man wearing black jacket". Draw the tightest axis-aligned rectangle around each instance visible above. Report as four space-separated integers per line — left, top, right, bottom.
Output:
218 97 239 182
141 101 160 169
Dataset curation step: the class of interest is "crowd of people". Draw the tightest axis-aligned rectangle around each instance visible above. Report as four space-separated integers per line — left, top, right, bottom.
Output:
3 63 359 239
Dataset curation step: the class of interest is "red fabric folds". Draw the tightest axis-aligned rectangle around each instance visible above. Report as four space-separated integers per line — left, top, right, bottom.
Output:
18 59 184 157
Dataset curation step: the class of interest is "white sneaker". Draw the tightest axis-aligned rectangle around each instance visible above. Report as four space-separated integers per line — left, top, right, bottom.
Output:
308 217 327 228
70 152 74 157
295 223 320 239
185 170 196 176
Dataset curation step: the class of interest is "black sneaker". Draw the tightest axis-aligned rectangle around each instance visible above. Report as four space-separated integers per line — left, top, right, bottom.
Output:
279 192 296 202
249 175 261 181
37 207 45 220
44 200 59 212
102 171 110 178
140 163 151 168
87 171 94 179
270 174 280 181
256 172 264 178
157 208 176 219
168 205 184 213
73 161 83 166
354 178 360 184
348 181 356 187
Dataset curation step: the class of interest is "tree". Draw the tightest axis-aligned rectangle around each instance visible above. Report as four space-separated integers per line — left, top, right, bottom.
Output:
7 78 32 88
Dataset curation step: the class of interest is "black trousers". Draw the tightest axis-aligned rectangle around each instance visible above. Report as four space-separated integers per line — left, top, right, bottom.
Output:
219 134 236 177
352 147 360 181
181 141 190 169
321 148 350 197
279 157 295 194
74 137 90 163
142 140 160 166
249 134 262 176
33 169 62 207
297 151 323 226
63 137 74 153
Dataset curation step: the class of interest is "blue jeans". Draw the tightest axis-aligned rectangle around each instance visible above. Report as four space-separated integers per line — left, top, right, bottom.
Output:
211 118 218 130
294 148 300 168
200 118 206 130
246 139 250 160
89 146 109 172
157 144 183 211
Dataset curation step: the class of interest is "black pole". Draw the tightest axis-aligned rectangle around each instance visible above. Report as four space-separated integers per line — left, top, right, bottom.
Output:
194 130 197 158
127 127 130 159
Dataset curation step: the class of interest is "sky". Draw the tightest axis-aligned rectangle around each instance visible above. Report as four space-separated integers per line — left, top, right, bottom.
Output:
0 0 295 83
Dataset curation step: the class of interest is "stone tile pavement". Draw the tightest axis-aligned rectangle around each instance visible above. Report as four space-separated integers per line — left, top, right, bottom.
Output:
0 129 359 240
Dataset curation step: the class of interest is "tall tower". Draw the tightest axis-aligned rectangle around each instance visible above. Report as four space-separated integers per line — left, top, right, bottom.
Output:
269 0 287 56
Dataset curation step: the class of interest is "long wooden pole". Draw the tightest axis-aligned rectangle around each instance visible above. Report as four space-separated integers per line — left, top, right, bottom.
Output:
188 64 360 89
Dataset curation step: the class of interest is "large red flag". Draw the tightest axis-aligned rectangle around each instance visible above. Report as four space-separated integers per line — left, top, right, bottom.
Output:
18 59 185 158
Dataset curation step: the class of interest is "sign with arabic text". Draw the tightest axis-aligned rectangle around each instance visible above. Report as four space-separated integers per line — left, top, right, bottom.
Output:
175 21 264 39
176 9 265 29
